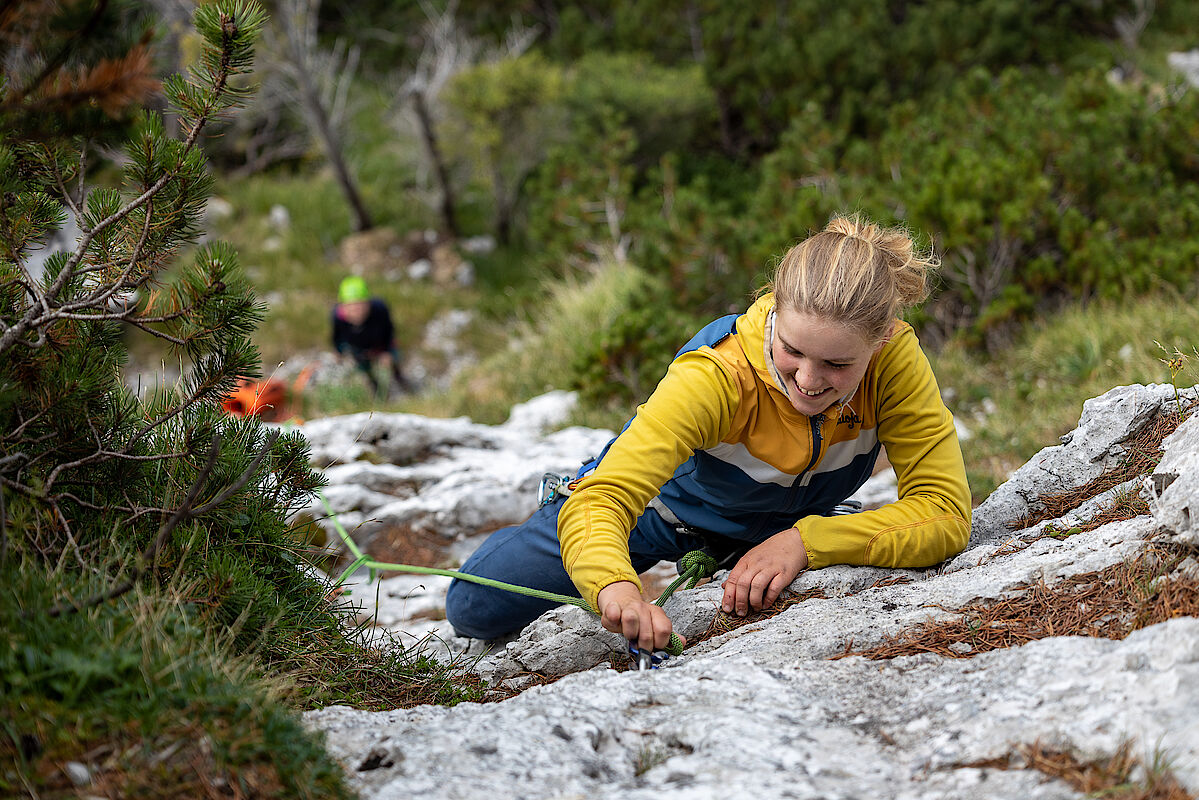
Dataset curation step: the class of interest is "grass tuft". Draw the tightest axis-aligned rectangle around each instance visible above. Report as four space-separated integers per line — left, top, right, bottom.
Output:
961 741 1194 800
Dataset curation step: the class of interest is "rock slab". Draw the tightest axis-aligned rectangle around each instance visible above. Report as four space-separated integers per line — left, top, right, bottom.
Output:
303 384 1199 799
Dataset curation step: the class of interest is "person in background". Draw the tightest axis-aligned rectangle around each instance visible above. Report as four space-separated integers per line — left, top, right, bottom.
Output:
446 214 971 654
331 276 412 397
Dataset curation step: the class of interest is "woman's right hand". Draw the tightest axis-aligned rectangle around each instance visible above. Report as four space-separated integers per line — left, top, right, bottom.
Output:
597 580 683 652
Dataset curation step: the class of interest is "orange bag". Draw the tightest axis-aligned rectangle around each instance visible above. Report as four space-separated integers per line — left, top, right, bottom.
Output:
221 379 287 421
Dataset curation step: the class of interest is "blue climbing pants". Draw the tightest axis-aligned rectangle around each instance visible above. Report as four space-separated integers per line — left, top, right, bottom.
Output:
445 498 695 640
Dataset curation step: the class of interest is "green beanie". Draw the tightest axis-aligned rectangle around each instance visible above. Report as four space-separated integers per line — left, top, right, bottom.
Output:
338 275 370 303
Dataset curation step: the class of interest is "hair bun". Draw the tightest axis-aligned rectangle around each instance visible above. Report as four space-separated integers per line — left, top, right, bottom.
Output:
767 213 939 343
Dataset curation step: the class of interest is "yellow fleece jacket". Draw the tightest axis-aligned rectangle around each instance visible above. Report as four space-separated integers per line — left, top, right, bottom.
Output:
558 294 971 611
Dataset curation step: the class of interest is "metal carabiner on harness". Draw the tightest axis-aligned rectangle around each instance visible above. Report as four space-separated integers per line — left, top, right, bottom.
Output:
538 472 576 507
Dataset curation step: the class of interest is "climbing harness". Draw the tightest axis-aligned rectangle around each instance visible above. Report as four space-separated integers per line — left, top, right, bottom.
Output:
319 490 718 660
537 472 577 507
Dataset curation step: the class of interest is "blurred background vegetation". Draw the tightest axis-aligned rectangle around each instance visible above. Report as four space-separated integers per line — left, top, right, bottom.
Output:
176 0 1199 501
60 0 1199 496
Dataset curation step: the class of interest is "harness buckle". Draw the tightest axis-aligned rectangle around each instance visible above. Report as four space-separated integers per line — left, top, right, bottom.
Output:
537 472 576 507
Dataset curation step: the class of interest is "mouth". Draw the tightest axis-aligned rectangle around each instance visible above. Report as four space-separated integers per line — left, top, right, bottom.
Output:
794 385 829 399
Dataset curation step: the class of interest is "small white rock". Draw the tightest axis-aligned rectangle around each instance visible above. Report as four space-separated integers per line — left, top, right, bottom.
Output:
64 761 91 786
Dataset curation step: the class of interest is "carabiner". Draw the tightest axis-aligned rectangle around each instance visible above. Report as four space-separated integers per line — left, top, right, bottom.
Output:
628 645 668 671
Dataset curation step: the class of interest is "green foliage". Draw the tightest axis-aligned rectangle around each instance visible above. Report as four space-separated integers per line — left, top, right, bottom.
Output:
928 288 1199 497
520 52 727 284
750 66 1199 346
565 52 718 170
521 106 639 267
427 259 701 424
505 0 1130 152
568 275 697 409
1 3 477 793
442 51 568 242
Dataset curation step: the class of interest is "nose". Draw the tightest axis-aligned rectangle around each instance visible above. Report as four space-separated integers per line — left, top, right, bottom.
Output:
795 358 820 388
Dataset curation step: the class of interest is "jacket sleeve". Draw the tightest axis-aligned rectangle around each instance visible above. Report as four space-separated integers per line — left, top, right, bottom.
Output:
557 352 739 611
799 326 971 569
373 299 397 350
331 308 346 353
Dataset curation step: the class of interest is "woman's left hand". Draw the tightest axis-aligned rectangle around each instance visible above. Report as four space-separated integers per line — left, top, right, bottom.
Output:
721 527 809 616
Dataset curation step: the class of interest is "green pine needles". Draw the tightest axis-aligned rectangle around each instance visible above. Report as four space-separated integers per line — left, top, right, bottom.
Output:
0 3 475 795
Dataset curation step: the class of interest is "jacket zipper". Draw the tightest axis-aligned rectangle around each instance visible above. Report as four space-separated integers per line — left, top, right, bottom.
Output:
747 412 827 541
804 413 826 475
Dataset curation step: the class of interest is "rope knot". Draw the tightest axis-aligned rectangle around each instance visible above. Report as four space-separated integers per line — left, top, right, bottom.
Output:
678 550 719 579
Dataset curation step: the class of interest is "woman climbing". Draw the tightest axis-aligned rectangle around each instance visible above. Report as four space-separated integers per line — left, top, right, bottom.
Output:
446 214 971 655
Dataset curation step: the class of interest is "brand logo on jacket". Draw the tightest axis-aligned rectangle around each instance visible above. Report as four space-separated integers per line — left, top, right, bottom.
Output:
837 408 862 429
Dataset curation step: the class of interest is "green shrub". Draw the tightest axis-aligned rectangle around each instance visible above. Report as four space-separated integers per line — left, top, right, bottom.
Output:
752 66 1199 346
568 273 699 409
525 0 1133 151
432 259 703 423
564 52 719 170
442 51 569 244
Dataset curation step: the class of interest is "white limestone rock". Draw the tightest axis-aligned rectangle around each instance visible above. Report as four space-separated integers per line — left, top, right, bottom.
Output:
293 398 613 547
307 618 1199 800
970 383 1178 545
301 383 1199 800
1148 411 1199 548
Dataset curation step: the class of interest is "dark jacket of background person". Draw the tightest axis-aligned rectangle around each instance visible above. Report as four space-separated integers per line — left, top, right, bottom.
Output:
331 298 397 356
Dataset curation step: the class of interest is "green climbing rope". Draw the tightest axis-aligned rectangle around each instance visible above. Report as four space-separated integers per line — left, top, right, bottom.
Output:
319 491 719 656
654 550 720 608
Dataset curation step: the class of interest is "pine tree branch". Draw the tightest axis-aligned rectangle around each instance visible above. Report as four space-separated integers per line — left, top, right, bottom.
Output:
5 406 45 438
190 428 279 516
48 498 87 569
54 492 134 514
43 448 189 495
0 453 28 471
120 318 187 345
39 427 279 617
75 143 89 225
38 433 221 618
47 144 84 222
122 369 228 454
123 197 154 277
0 8 248 354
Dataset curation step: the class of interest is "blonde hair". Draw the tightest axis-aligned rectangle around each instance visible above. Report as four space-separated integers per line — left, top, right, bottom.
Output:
766 214 938 344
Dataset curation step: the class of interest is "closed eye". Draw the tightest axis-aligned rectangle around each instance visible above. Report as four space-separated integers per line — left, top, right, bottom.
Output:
781 343 852 368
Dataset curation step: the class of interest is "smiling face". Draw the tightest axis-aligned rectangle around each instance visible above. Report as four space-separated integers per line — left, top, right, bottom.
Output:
770 307 879 416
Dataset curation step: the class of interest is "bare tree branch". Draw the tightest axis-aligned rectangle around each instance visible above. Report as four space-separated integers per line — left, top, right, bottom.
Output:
263 0 372 231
